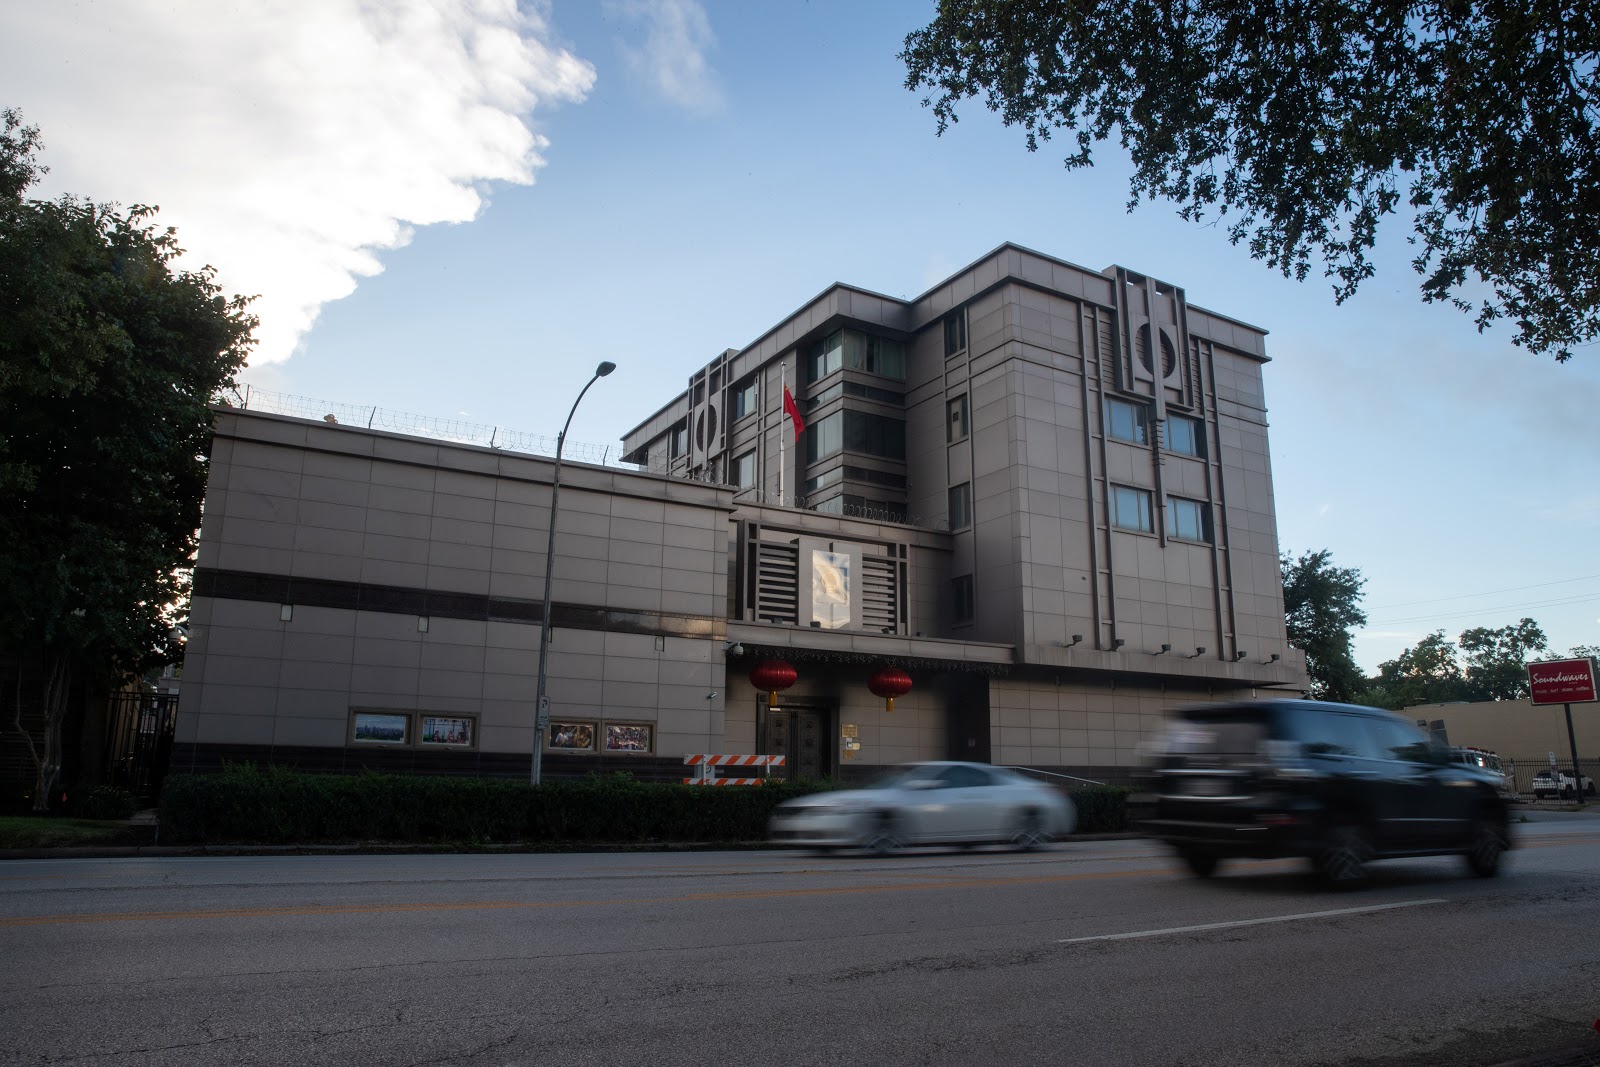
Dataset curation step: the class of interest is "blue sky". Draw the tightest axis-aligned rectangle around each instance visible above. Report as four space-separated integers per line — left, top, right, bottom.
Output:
4 0 1596 672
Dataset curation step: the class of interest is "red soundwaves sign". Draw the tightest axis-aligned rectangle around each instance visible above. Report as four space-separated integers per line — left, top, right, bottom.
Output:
1527 658 1599 705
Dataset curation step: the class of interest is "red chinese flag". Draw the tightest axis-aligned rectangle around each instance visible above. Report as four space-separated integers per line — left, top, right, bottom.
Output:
782 385 805 439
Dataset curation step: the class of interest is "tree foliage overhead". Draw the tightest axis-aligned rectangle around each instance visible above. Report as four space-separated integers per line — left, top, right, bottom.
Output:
1280 549 1367 701
1367 630 1467 709
1458 617 1548 700
901 1 1600 361
1 108 255 807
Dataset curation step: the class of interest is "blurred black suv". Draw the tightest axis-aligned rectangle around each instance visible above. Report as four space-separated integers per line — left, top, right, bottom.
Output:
1140 699 1512 885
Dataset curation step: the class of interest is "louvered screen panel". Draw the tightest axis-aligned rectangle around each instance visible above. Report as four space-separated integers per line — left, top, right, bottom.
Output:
754 542 799 624
860 555 899 633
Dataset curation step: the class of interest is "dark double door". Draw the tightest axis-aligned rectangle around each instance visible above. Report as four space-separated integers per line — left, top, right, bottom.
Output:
764 704 833 780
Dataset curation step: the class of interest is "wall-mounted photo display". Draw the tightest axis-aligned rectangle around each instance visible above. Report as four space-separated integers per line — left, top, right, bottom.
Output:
419 714 476 749
603 722 653 753
350 711 410 745
548 721 596 752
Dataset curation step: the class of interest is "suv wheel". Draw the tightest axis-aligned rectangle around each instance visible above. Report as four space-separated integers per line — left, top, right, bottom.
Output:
1316 824 1373 888
1463 817 1506 878
1180 849 1221 879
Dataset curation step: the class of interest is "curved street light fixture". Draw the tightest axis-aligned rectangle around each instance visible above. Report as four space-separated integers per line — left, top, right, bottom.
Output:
531 360 616 784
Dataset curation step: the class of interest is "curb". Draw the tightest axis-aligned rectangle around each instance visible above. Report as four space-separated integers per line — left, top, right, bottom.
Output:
0 831 1145 861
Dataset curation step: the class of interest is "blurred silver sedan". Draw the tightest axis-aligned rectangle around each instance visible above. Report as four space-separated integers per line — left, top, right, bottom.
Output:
768 761 1077 854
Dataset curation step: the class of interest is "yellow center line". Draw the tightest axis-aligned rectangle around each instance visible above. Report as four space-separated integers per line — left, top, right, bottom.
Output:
0 866 1180 928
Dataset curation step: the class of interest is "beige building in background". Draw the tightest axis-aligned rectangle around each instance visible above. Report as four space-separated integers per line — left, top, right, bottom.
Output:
176 243 1307 782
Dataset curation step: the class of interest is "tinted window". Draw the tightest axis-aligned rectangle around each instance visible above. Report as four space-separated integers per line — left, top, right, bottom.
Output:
1294 712 1378 758
1173 711 1269 756
1365 717 1433 763
940 765 993 788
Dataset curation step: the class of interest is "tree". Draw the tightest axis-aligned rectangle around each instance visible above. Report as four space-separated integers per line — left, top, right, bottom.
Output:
1568 644 1600 661
1280 549 1367 701
1458 617 1548 700
1 109 255 810
1366 631 1468 710
901 1 1600 362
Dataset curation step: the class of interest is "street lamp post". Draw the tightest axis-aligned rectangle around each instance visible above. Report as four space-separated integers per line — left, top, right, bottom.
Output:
532 360 616 784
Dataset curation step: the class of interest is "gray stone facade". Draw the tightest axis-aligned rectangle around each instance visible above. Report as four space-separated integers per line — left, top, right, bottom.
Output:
177 242 1306 783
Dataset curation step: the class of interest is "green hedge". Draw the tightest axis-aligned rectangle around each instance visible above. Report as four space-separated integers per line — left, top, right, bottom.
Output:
158 766 1131 845
1069 786 1132 834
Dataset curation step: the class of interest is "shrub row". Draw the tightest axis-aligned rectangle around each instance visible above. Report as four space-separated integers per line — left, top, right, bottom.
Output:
157 765 1131 845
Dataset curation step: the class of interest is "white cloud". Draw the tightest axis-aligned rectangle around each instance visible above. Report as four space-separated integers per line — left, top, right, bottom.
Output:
606 0 722 112
0 0 595 364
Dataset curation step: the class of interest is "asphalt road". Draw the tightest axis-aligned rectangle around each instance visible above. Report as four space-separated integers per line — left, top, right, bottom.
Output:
3 812 1599 1067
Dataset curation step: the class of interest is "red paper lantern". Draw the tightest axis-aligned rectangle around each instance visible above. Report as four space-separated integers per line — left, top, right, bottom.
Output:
749 659 797 707
868 667 913 713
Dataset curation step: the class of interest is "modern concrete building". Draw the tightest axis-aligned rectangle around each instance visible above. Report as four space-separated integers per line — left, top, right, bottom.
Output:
174 243 1306 783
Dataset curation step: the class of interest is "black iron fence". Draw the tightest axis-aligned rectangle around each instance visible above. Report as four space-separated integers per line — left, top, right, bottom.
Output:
105 690 178 801
1501 754 1600 798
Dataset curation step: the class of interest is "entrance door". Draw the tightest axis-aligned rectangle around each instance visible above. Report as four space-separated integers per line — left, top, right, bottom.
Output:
764 704 834 780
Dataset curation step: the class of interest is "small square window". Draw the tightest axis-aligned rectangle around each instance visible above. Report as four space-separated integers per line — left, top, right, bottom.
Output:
944 310 967 357
1163 414 1204 457
948 482 973 530
952 575 975 624
947 394 969 442
1165 496 1212 542
1104 397 1149 444
1110 484 1154 533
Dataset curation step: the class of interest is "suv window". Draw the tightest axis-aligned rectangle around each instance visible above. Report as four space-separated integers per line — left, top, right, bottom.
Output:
1365 717 1433 763
1293 711 1374 758
1173 711 1270 758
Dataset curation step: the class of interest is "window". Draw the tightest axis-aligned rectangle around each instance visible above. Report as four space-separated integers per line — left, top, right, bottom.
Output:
1366 718 1432 764
1163 414 1204 457
947 394 969 442
1165 496 1212 542
1104 397 1149 444
948 482 973 530
808 330 908 382
1110 484 1154 533
670 421 687 458
732 450 757 488
952 575 975 623
804 466 843 493
842 410 906 459
806 411 843 462
944 310 967 356
732 377 758 420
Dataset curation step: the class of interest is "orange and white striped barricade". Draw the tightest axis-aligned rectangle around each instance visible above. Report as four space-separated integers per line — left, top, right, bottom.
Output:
682 754 786 785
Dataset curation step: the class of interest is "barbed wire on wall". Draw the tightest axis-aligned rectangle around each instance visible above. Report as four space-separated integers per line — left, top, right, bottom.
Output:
217 385 671 474
216 386 949 532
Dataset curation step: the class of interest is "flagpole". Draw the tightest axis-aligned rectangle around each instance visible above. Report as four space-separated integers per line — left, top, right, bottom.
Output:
779 362 786 507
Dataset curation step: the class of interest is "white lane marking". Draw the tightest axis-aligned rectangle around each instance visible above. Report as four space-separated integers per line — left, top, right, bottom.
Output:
1057 898 1448 944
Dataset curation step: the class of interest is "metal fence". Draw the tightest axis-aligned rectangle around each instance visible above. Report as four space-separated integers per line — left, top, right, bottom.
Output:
104 690 179 801
1501 755 1600 798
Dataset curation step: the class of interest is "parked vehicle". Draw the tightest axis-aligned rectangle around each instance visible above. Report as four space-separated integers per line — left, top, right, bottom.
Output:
1531 769 1596 800
1140 699 1512 886
768 761 1076 854
1450 747 1517 799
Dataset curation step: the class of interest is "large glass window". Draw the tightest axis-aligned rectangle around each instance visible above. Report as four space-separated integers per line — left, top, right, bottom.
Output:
806 411 843 462
1104 397 1149 444
1111 484 1154 533
1165 496 1211 542
1163 414 1204 457
944 310 967 356
947 394 969 442
732 377 758 420
948 482 973 530
804 466 842 493
808 330 907 382
669 422 687 458
806 410 905 462
732 450 757 489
